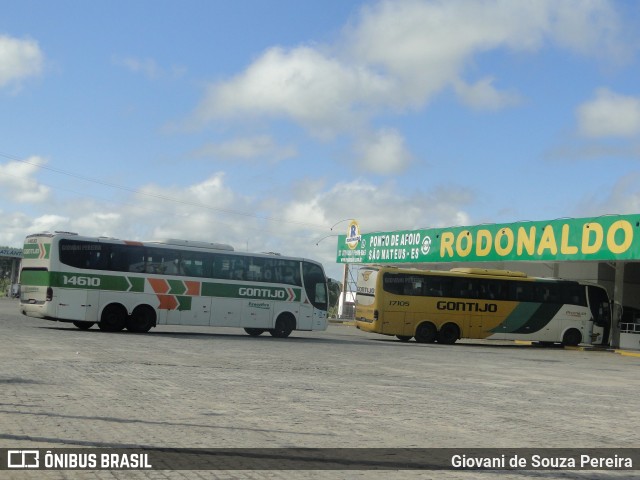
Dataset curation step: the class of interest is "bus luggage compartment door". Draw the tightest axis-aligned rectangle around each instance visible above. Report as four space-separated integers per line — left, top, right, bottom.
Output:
57 289 99 322
180 296 211 326
381 309 405 335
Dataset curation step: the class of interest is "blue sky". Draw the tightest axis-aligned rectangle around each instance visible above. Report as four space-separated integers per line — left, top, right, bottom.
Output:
1 0 640 280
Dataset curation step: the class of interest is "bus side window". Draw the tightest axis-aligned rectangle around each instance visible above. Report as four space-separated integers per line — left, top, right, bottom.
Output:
383 273 401 295
512 283 534 302
287 260 301 286
246 257 262 282
213 256 232 279
403 277 422 296
479 282 496 300
453 279 478 299
424 277 442 297
231 260 245 280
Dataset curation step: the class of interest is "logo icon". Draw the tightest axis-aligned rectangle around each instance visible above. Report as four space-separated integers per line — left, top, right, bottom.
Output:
8 450 40 469
421 236 432 255
345 220 362 250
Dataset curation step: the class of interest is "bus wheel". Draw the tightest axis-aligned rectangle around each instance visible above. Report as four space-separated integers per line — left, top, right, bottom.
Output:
562 329 582 347
98 304 127 332
73 321 94 330
415 322 437 343
437 323 459 344
269 314 295 338
396 335 412 342
127 305 156 333
245 328 265 336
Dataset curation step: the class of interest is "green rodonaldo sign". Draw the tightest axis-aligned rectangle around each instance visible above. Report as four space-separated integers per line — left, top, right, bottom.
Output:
336 214 640 264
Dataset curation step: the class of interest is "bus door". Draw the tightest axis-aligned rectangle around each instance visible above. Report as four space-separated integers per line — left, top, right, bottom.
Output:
587 285 611 345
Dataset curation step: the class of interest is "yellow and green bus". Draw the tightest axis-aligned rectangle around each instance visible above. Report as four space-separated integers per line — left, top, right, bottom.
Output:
355 266 611 346
19 232 329 337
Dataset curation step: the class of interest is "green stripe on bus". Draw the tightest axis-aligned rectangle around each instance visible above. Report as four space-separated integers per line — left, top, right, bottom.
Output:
492 303 563 334
168 279 187 295
31 271 301 301
177 296 192 311
201 283 301 301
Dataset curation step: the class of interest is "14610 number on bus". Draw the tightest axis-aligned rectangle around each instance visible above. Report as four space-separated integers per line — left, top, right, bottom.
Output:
63 275 101 287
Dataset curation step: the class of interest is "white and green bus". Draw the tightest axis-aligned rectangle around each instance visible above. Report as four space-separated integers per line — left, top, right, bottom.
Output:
19 232 329 337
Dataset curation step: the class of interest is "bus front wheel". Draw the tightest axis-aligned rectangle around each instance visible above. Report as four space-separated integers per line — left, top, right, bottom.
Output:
562 329 582 347
269 314 295 338
127 305 156 333
396 335 412 342
245 328 265 336
415 322 437 343
98 304 127 332
437 323 459 344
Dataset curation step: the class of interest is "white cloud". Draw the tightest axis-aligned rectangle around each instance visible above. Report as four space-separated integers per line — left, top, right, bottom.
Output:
112 55 186 80
0 168 476 279
191 0 624 175
0 157 51 203
345 0 622 107
193 135 297 162
577 88 640 138
453 77 522 111
194 46 392 138
114 56 161 79
0 34 44 89
575 172 640 217
355 128 413 174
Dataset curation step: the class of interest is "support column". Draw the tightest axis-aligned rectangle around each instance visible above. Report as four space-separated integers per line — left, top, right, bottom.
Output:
611 261 625 349
339 263 349 318
10 258 18 284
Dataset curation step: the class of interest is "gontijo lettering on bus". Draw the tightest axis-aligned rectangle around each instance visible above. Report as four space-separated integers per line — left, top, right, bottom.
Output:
336 214 640 264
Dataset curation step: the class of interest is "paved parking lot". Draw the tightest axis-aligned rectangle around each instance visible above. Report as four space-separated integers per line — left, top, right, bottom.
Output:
1 296 639 479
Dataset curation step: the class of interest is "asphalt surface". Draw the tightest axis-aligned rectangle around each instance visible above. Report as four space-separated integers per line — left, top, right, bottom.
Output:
1 296 639 480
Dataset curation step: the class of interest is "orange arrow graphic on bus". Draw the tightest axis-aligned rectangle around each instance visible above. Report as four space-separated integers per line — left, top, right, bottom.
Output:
184 280 200 296
157 294 179 310
148 278 170 294
148 278 200 311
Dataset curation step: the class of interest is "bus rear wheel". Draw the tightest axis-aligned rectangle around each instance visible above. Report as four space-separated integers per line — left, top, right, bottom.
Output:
73 321 94 330
98 304 127 332
245 328 265 336
415 322 437 343
127 305 156 333
269 314 294 338
562 328 582 347
437 323 459 344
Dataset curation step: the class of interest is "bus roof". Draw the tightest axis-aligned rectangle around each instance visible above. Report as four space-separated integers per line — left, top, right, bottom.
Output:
24 232 325 267
358 264 605 285
449 267 527 278
148 238 234 251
